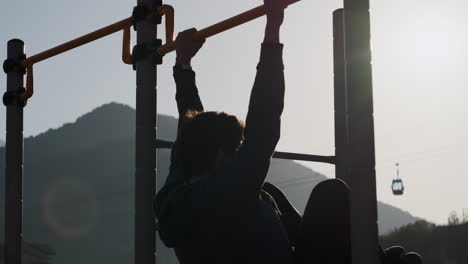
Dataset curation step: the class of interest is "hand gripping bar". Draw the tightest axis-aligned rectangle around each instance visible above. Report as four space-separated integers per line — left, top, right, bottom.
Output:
156 0 301 56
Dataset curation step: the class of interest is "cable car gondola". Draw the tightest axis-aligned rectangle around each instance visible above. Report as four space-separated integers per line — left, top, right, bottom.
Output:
392 163 404 195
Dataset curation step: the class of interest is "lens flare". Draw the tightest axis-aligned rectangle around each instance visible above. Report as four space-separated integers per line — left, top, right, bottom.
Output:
42 177 98 240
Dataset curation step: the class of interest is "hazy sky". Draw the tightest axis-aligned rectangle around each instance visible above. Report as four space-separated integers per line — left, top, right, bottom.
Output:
1 0 467 224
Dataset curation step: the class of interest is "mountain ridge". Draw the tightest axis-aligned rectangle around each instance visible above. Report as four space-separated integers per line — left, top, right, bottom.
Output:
381 221 468 264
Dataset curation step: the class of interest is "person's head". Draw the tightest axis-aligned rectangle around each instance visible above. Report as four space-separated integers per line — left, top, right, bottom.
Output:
176 110 245 181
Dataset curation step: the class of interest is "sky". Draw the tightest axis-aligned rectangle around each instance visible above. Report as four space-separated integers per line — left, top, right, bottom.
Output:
1 0 467 225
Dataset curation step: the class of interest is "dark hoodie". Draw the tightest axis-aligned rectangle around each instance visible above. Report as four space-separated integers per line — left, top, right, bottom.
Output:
154 43 291 264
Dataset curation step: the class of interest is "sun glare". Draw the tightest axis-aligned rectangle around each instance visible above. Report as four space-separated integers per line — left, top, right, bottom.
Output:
401 14 463 68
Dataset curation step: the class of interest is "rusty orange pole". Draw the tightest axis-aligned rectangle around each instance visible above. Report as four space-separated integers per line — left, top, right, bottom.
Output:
157 0 301 56
19 0 303 69
158 5 174 44
22 17 133 68
122 26 133 65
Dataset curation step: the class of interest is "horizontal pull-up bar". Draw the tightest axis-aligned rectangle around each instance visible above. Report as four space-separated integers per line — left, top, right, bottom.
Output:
156 139 174 149
22 18 133 68
20 5 175 101
156 139 336 164
273 151 336 164
157 0 301 56
22 0 302 66
19 1 303 100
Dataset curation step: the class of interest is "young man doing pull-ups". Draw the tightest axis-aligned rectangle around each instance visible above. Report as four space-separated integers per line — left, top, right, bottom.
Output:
154 0 293 262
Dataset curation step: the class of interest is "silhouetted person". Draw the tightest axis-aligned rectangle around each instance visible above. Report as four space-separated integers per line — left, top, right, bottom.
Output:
153 0 424 262
154 0 292 263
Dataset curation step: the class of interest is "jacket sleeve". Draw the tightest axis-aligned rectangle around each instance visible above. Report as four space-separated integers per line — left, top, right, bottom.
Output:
164 67 205 189
225 43 285 196
173 66 204 117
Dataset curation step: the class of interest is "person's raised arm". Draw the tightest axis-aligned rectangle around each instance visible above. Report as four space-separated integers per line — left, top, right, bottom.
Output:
173 28 206 121
163 28 206 188
263 0 285 43
231 0 287 194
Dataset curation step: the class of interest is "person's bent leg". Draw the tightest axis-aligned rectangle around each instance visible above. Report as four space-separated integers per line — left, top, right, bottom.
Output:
263 182 302 246
293 179 351 264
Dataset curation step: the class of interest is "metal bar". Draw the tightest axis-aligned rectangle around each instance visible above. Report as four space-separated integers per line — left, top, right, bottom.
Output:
155 139 335 164
273 152 336 164
155 139 173 149
122 26 133 64
22 17 133 67
134 0 159 263
4 39 25 264
343 0 379 263
333 9 349 181
21 65 33 101
157 0 302 56
158 5 174 44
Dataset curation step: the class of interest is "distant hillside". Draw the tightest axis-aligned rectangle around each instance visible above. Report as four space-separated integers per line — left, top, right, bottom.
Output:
381 221 468 264
0 241 55 264
0 103 419 264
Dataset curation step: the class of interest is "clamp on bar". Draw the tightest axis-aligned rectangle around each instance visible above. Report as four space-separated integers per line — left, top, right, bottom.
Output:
3 54 32 104
3 87 26 107
3 57 26 75
132 5 161 29
123 5 174 66
131 39 163 69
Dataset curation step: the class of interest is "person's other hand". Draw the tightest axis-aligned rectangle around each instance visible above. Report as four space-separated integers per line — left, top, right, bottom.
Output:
381 246 423 264
263 0 287 43
175 28 205 65
264 0 286 28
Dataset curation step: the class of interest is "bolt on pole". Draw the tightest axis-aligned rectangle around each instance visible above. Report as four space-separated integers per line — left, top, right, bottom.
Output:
4 39 25 264
343 0 379 263
134 0 159 263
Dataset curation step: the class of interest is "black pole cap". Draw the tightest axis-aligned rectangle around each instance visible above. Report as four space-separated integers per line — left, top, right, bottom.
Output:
7 39 24 45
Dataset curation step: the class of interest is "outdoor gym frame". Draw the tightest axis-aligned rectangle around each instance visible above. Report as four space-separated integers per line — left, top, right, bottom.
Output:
3 0 377 263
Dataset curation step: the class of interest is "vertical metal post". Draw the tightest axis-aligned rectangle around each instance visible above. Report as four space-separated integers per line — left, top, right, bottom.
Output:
134 0 159 263
343 0 379 263
333 10 352 264
333 9 349 182
4 39 25 264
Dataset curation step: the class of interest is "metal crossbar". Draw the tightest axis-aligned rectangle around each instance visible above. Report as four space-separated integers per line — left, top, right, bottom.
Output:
156 139 335 164
21 18 133 67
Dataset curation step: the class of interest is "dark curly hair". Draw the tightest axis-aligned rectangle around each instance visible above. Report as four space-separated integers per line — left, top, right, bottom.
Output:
176 110 245 180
